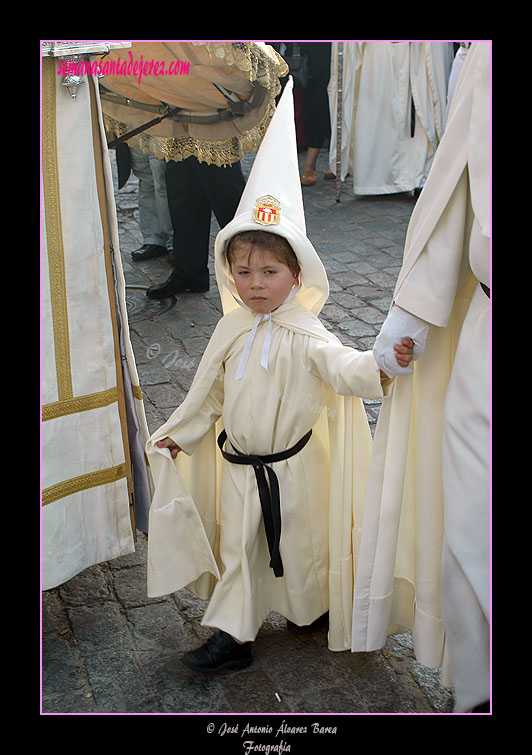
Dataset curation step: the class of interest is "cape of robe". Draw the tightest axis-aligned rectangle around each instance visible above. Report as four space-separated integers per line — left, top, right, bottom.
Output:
350 42 491 710
146 296 392 649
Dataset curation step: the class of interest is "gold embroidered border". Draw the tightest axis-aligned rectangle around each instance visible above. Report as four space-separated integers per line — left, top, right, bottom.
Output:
42 384 143 421
42 57 73 400
42 387 118 422
42 463 128 506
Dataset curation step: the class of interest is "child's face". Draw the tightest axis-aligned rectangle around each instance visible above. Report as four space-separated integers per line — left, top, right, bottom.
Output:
230 244 299 314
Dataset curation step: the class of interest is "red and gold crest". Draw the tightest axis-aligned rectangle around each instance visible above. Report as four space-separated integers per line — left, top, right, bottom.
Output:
253 195 281 226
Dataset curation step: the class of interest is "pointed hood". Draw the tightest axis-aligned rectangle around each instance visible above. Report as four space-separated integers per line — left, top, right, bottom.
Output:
215 77 329 316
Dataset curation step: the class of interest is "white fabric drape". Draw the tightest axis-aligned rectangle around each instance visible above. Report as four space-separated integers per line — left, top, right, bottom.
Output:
41 57 152 589
328 42 454 194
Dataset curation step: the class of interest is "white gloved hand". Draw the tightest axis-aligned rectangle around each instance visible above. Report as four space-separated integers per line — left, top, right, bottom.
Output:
374 305 429 378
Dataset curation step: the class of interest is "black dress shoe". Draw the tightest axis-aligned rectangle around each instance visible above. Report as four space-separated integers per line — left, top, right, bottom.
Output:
146 272 209 299
286 612 329 633
181 631 253 672
131 244 168 261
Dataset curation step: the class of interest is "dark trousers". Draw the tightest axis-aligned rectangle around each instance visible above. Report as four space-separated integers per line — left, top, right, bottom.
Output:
301 42 331 148
165 156 245 289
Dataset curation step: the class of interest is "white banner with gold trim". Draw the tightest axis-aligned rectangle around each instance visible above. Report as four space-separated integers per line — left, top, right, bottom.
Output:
41 51 152 590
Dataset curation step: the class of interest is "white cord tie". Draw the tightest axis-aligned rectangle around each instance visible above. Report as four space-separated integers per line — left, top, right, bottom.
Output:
228 277 299 381
235 312 272 380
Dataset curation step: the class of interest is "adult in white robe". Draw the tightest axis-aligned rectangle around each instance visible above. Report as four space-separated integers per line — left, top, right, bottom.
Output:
351 42 491 712
328 42 454 194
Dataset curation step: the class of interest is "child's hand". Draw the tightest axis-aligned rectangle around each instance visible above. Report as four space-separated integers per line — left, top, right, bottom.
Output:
156 437 182 459
393 337 414 369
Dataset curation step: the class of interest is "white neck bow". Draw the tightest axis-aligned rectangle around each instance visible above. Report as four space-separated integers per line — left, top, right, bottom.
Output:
227 279 300 381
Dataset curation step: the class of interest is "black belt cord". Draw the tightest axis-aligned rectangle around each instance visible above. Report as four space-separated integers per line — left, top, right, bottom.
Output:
217 429 312 578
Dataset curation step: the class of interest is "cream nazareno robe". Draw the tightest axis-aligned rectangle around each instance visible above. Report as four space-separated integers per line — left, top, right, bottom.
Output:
146 298 392 647
351 42 490 711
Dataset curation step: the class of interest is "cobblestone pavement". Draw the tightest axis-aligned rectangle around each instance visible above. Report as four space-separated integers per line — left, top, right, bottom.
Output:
41 147 455 723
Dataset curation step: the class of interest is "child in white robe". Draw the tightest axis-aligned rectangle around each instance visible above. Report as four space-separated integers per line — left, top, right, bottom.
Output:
145 76 417 672
152 229 413 672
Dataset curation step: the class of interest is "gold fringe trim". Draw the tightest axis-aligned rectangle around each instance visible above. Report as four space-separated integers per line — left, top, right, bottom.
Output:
42 463 128 507
192 41 289 87
104 98 275 167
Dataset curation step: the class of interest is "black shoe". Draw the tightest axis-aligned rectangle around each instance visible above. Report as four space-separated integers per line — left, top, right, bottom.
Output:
131 244 169 261
286 612 329 633
181 631 253 673
146 273 209 299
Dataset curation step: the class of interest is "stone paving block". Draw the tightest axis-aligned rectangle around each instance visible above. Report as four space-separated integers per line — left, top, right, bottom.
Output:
220 669 291 713
83 647 159 713
67 602 132 650
126 602 189 650
148 655 234 713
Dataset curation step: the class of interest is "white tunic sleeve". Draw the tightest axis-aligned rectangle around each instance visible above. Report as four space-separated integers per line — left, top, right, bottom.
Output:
394 169 471 327
305 338 390 399
167 366 225 455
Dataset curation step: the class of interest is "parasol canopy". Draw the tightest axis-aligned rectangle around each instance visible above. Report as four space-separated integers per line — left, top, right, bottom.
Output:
100 41 288 166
